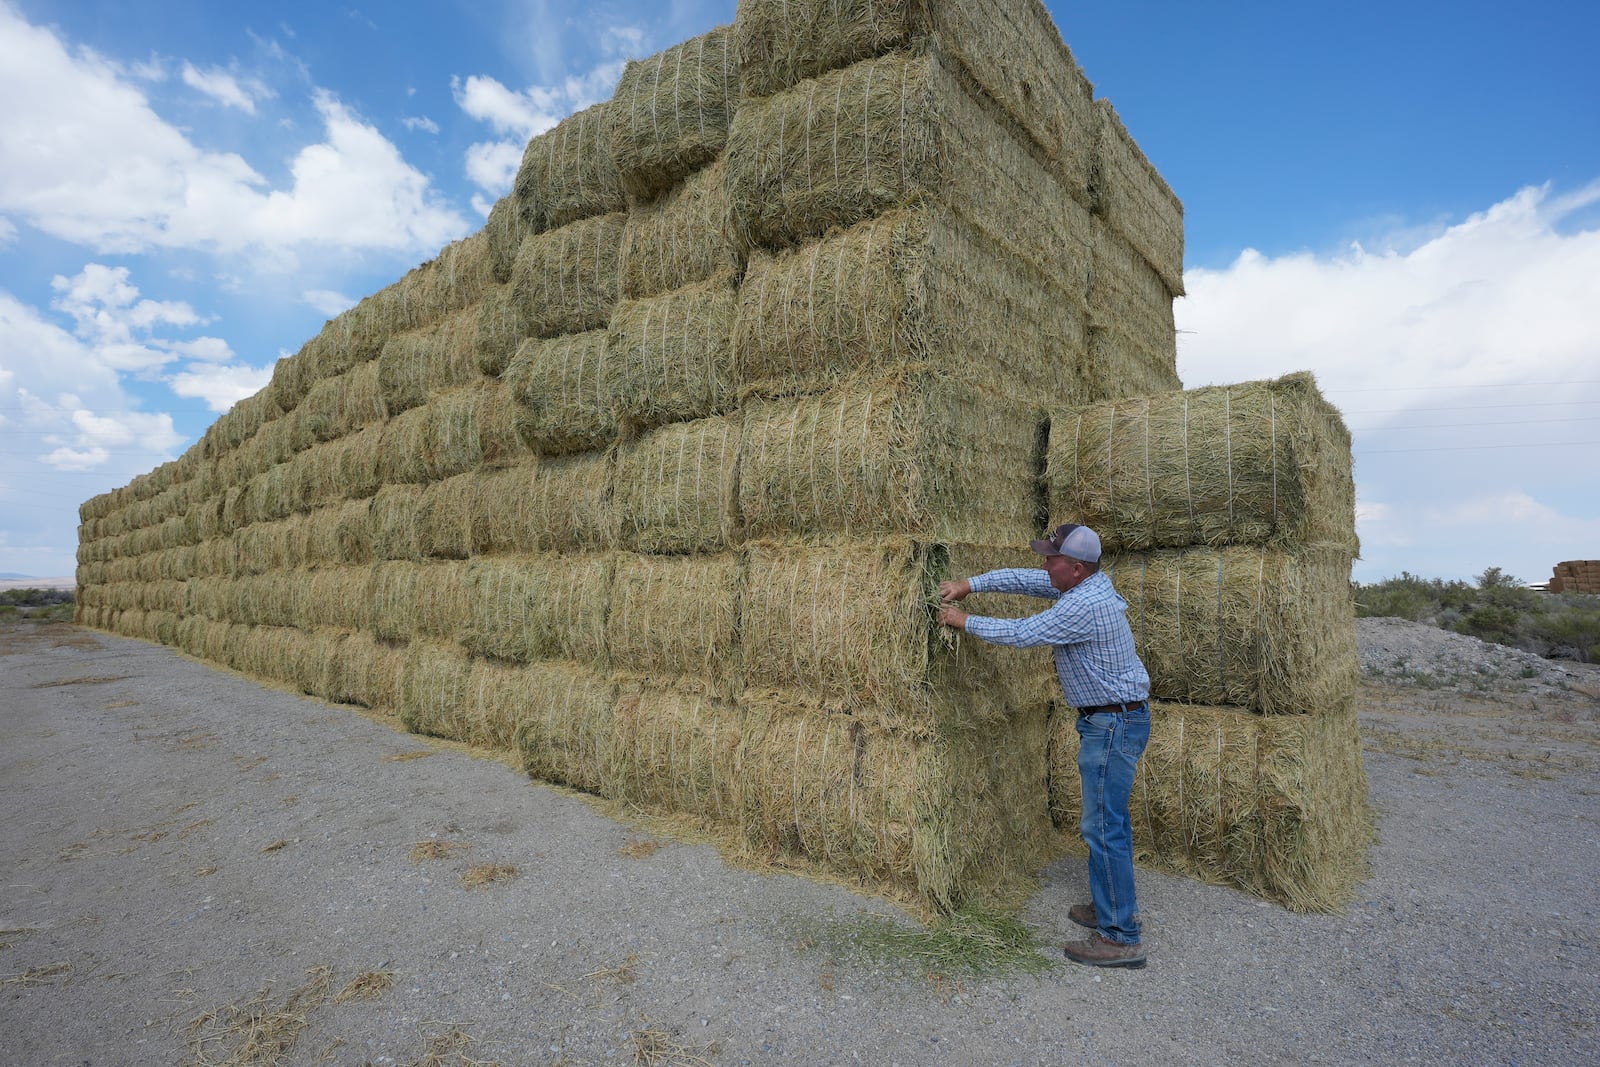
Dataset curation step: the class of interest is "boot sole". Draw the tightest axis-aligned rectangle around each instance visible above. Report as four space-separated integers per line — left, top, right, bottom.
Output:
1063 947 1147 969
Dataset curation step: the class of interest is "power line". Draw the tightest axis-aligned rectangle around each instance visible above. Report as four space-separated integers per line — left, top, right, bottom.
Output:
1327 380 1600 392
1356 440 1600 455
1347 417 1600 430
1343 400 1600 415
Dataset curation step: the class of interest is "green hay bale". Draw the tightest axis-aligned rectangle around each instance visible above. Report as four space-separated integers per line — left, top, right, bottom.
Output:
193 538 236 578
415 472 487 560
476 283 531 377
734 0 1095 202
512 101 626 235
1082 218 1180 401
733 205 1088 404
610 25 738 200
613 678 741 825
606 552 741 687
613 415 740 553
724 50 1082 274
236 570 303 628
299 360 386 443
1104 545 1358 715
329 631 405 712
298 566 374 632
484 196 528 284
737 369 1042 546
459 553 613 667
605 275 738 432
369 560 469 644
377 380 530 485
514 662 621 794
1049 373 1358 554
393 232 496 328
471 454 613 555
377 307 483 415
302 499 374 566
1091 99 1184 296
330 426 387 502
942 542 1071 712
618 156 741 301
398 641 474 738
511 212 627 338
370 483 426 561
233 516 308 576
503 330 619 456
1047 701 1372 912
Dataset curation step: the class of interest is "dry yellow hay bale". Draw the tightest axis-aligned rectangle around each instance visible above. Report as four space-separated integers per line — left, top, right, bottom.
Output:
734 0 1095 201
370 560 470 644
1082 219 1180 401
377 307 483 415
613 415 739 553
377 380 529 485
605 275 738 432
606 551 741 686
484 196 527 284
734 206 1088 404
327 630 405 712
459 553 613 667
512 102 626 235
738 369 1041 546
514 662 621 794
1104 545 1358 715
233 516 309 576
302 499 373 566
612 678 741 825
476 283 531 377
299 360 386 443
1049 373 1358 554
236 570 304 628
474 455 613 555
329 425 387 502
415 472 487 560
1091 99 1184 296
512 212 627 338
610 26 738 200
401 647 556 752
618 157 740 301
239 462 306 527
297 566 374 632
503 330 619 456
394 232 496 327
1048 701 1371 912
370 483 426 561
724 51 1081 273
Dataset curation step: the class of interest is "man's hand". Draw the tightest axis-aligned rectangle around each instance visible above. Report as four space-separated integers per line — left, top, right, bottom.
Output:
937 604 969 630
938 578 972 603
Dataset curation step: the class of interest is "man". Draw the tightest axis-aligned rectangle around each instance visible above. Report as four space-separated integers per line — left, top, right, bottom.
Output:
937 522 1151 969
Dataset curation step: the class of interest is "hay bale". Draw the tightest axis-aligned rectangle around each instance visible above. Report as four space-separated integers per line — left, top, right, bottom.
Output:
1048 701 1371 912
476 283 531 377
459 553 613 667
1049 373 1358 554
613 678 741 824
236 570 303 627
299 360 386 443
303 499 374 566
503 330 619 456
733 205 1088 403
378 380 529 485
1091 99 1184 296
610 26 738 200
329 631 405 712
415 472 487 560
512 102 626 235
394 232 496 327
724 50 1082 273
618 157 740 301
398 641 475 739
512 212 626 338
738 369 1042 546
484 197 528 284
471 454 612 555
514 662 620 794
370 560 470 644
606 552 741 686
605 275 738 432
1082 219 1180 401
1104 545 1358 715
298 566 373 632
234 516 308 576
613 415 739 553
369 483 426 561
330 426 387 502
734 0 1095 201
377 307 483 416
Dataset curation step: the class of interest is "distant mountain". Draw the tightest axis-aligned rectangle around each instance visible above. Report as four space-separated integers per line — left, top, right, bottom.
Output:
0 572 34 580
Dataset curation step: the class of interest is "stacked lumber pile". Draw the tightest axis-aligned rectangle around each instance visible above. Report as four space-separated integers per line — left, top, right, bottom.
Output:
1549 560 1600 594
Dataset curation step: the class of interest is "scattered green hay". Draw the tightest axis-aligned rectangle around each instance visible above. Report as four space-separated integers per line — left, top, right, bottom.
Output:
1048 701 1373 913
584 953 640 984
618 839 661 859
512 101 626 235
725 50 1083 276
605 274 738 433
1091 99 1184 295
734 0 1095 202
1050 373 1357 553
1104 544 1358 714
459 553 612 666
629 1018 717 1067
612 678 741 825
606 551 740 685
384 750 435 762
618 156 741 300
801 903 1054 979
503 329 619 455
0 962 72 986
613 414 740 553
261 839 289 853
610 25 737 200
733 205 1088 404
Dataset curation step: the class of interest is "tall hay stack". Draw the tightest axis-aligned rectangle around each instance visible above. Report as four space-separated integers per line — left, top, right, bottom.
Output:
1549 560 1600 595
75 2 1366 915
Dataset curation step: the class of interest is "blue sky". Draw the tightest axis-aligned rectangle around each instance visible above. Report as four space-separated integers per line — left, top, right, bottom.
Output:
1 0 1596 584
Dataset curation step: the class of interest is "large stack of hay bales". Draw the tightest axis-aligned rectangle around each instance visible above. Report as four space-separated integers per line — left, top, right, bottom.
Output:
1041 372 1370 909
75 1 1364 914
1548 560 1600 594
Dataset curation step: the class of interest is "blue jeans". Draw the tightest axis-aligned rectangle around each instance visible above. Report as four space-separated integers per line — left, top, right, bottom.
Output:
1076 706 1151 945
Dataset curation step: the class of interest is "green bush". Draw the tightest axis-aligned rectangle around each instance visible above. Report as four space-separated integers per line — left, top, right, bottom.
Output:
1357 570 1600 663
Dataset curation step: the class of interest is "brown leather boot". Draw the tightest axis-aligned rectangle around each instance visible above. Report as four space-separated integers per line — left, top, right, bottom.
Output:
1068 903 1097 930
1063 933 1147 969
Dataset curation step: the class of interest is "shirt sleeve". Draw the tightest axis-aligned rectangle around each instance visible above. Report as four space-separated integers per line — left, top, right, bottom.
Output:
964 597 1096 650
967 567 1061 600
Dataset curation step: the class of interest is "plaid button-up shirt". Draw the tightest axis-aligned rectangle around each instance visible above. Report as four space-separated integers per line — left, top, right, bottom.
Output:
964 568 1150 709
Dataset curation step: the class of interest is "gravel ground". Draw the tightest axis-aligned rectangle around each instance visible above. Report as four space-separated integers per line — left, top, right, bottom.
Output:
3 619 1597 1066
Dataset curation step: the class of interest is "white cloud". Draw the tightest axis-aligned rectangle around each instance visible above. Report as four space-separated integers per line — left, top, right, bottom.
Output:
0 6 468 260
168 361 273 412
166 336 235 362
0 215 15 245
465 140 525 196
180 62 270 114
303 289 354 316
403 115 440 134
